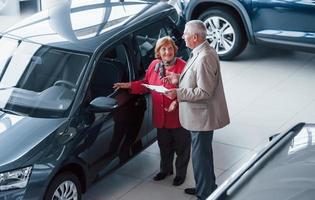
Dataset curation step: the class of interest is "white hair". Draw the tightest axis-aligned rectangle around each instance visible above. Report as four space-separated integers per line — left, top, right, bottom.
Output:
185 20 207 40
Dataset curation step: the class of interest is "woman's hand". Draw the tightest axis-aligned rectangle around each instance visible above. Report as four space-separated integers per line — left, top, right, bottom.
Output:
165 100 177 112
113 82 131 89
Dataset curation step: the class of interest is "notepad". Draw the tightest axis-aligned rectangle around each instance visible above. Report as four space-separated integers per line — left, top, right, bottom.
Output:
142 84 169 93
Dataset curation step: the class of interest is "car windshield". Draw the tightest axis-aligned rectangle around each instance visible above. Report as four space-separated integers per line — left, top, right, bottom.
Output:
0 36 89 118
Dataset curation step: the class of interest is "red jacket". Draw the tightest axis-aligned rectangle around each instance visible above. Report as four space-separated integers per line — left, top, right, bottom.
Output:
130 58 186 128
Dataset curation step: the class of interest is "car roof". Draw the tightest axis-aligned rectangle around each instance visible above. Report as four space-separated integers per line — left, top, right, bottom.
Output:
0 0 175 54
210 123 315 200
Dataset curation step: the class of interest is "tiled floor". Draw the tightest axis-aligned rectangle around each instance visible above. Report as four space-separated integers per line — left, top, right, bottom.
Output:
1 15 315 200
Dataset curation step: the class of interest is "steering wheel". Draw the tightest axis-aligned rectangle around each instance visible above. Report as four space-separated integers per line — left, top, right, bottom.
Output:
54 80 76 90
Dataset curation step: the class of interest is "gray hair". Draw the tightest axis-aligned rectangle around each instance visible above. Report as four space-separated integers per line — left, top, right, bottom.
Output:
185 20 207 40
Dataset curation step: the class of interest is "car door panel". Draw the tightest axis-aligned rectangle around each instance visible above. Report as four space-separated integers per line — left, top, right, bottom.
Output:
80 42 151 175
251 0 315 45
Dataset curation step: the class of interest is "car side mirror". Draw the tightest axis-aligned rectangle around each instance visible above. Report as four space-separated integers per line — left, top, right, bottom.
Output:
88 96 118 113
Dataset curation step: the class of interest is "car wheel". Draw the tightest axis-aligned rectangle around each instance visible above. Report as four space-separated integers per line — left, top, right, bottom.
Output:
45 172 81 200
198 7 247 60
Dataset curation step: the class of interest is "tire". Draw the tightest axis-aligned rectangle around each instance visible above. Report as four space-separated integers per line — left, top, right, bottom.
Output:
44 172 81 200
198 7 248 60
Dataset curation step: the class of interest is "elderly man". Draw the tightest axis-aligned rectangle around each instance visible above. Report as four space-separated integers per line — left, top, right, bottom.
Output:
164 20 230 200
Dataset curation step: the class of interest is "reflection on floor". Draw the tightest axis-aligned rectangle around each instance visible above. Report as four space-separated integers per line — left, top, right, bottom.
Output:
83 46 315 200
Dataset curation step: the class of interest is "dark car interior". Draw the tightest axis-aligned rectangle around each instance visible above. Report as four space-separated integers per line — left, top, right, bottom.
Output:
89 45 129 100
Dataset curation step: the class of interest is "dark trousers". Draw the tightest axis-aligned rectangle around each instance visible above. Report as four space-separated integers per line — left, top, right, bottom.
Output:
191 131 217 200
157 127 191 177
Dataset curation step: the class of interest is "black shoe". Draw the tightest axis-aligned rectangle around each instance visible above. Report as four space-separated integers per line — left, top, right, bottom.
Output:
173 176 185 186
184 187 196 195
153 171 172 181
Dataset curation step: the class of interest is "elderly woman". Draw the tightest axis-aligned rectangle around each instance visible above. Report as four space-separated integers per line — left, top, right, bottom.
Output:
113 36 191 186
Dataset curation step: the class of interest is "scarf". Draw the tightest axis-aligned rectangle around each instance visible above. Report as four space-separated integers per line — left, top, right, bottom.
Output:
154 58 176 79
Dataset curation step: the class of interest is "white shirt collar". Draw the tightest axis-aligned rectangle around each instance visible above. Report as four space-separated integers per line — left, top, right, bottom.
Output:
192 40 207 56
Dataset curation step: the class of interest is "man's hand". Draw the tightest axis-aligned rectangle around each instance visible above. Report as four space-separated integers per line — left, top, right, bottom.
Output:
113 82 131 89
162 71 180 85
164 88 177 99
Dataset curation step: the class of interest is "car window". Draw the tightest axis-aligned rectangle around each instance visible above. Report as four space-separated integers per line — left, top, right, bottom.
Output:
133 18 189 73
134 22 167 69
89 44 130 99
0 37 89 118
164 23 190 61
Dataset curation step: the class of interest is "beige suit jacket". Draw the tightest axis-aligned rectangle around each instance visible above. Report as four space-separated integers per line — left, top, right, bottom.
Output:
177 42 230 131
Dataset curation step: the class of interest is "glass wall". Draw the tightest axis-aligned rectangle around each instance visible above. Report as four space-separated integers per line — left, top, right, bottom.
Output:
0 0 40 16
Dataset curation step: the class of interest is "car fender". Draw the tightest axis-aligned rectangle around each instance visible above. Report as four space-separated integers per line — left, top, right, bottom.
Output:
184 0 255 43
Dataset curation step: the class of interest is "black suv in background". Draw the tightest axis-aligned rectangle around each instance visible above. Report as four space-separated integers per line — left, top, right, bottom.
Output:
0 1 187 199
174 0 315 60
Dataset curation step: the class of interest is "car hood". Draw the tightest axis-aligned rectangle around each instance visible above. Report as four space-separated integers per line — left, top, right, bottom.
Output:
0 111 66 167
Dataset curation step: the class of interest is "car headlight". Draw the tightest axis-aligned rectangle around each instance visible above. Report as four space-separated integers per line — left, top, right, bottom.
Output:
0 166 32 191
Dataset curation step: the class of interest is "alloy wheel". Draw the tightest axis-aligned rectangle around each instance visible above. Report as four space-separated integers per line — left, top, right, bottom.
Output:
203 16 235 55
52 180 78 200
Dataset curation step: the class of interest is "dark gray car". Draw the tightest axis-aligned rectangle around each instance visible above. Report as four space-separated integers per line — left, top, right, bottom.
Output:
208 123 315 200
0 1 188 199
